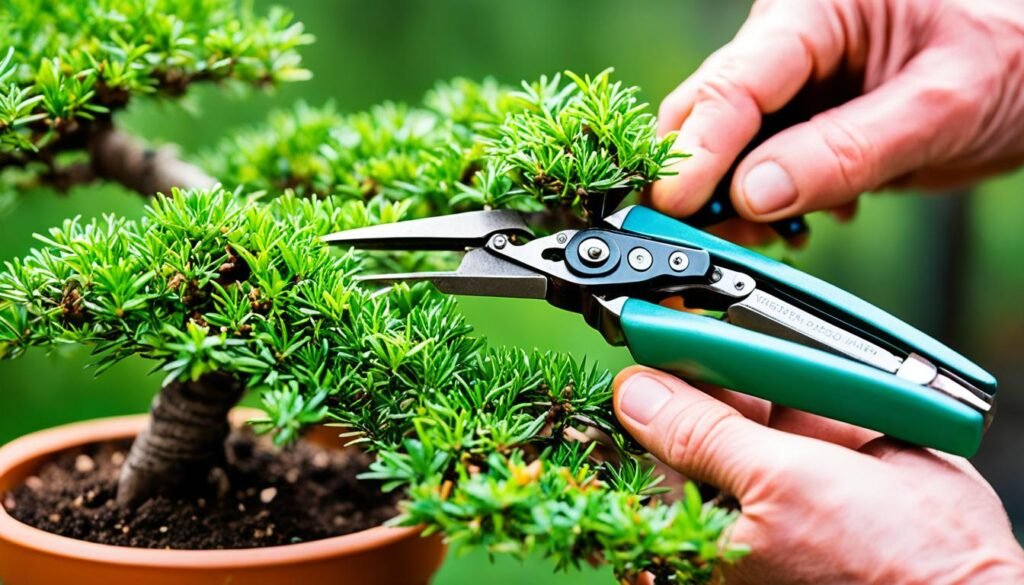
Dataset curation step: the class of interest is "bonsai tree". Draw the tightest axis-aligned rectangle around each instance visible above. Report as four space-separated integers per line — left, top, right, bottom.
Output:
0 2 746 582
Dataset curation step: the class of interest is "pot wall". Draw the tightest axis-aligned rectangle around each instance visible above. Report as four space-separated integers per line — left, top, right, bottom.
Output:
0 412 446 585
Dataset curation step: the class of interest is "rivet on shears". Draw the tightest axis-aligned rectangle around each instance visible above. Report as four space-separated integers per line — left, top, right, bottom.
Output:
668 251 690 272
627 247 653 271
578 237 610 265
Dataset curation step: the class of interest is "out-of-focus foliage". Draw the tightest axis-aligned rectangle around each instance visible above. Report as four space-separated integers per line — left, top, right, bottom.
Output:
0 187 744 583
0 0 311 165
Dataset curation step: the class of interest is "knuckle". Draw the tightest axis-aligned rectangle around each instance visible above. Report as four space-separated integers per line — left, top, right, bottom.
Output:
811 113 879 192
694 73 733 106
912 82 981 158
694 69 761 119
663 398 738 472
920 81 979 125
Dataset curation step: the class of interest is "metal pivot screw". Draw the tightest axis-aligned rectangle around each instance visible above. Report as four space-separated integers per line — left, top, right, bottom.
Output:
556 233 568 244
627 247 653 271
493 235 508 249
578 237 610 265
668 251 689 272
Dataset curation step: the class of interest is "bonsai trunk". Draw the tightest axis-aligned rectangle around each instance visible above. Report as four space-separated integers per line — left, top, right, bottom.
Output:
85 127 230 507
117 373 244 507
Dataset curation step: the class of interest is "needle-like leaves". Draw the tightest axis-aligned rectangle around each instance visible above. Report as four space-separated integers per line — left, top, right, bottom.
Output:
0 68 740 584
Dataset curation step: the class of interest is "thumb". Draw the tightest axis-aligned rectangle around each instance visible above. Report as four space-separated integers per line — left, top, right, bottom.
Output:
731 50 977 221
613 366 813 499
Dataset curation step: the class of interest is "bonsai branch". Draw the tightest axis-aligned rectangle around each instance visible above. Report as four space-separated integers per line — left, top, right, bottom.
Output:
88 126 217 196
117 373 244 506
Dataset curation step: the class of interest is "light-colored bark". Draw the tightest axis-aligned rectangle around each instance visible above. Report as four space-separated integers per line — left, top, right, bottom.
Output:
88 127 217 196
117 374 244 506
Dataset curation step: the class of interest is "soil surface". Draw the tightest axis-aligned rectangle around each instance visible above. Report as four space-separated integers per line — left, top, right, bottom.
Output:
2 428 400 549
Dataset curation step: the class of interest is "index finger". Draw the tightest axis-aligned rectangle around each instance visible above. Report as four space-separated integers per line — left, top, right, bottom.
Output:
652 0 844 217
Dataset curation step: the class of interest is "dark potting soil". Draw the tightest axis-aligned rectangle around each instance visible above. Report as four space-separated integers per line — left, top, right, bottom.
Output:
2 429 400 549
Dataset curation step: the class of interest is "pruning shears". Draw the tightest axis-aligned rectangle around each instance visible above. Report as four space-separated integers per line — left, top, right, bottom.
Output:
324 205 996 457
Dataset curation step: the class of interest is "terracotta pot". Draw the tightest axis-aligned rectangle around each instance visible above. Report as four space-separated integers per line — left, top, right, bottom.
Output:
0 410 446 585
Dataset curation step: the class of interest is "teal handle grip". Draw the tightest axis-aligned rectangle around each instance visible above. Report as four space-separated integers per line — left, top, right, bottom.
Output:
619 205 997 395
619 298 984 457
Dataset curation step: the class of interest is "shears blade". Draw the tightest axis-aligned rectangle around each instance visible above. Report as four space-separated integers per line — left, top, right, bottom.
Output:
322 209 534 250
355 248 548 299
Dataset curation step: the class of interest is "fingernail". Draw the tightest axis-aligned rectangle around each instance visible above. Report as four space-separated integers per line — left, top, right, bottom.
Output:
619 374 673 425
743 161 797 215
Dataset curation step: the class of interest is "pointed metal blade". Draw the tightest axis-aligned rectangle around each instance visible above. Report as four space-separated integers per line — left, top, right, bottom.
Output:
355 248 548 299
322 210 534 250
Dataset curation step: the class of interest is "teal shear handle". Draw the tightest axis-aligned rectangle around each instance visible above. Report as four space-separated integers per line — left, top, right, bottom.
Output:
619 205 997 395
619 298 985 457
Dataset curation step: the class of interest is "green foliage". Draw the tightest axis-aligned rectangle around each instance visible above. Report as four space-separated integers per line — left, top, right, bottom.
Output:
0 186 742 582
488 70 681 214
208 69 678 218
0 0 311 160
0 69 740 583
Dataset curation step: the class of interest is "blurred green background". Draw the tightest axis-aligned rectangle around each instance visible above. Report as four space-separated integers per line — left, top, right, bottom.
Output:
1 1 1022 582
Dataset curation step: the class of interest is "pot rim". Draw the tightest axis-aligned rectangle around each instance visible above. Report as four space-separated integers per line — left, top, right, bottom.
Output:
0 412 422 569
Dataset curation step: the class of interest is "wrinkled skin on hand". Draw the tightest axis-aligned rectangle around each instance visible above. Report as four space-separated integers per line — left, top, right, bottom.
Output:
615 367 1024 585
652 0 1024 245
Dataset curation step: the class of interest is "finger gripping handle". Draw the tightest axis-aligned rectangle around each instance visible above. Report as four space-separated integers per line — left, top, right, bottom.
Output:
686 189 808 239
619 298 983 457
685 108 809 240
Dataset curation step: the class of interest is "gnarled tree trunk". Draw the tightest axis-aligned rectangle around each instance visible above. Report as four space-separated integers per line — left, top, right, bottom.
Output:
117 373 244 506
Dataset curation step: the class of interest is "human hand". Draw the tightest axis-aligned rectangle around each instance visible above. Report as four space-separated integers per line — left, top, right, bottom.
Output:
653 0 1024 244
614 366 1024 584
